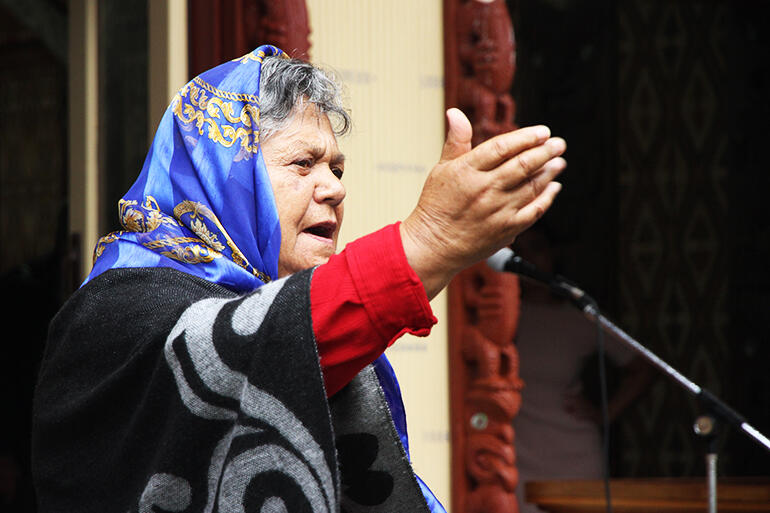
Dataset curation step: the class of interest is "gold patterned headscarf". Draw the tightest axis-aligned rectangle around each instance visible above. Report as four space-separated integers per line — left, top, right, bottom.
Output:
85 45 288 292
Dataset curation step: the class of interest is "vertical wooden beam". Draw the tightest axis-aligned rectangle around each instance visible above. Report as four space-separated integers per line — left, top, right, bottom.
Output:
68 0 99 281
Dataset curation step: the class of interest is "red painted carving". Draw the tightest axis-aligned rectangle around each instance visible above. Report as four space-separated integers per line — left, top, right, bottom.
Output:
453 266 522 513
445 1 522 512
455 0 516 146
188 0 310 78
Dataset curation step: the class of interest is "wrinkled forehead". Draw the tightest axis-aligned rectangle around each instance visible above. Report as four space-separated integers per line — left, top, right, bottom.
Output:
263 100 334 137
261 103 345 163
265 103 337 145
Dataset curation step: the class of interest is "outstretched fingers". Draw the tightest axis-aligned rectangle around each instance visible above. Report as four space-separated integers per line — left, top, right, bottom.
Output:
465 125 552 171
492 137 567 190
506 155 567 205
514 181 563 228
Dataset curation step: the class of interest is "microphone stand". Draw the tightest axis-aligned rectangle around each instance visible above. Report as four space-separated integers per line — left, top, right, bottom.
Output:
553 279 770 513
488 248 770 511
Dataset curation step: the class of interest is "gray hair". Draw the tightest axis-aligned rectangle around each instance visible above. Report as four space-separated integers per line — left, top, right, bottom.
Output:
259 56 351 141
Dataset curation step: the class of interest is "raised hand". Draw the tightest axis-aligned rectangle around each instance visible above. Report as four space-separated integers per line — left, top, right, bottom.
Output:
401 108 566 299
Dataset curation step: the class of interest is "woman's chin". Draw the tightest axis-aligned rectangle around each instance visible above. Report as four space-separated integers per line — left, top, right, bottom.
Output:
278 237 338 277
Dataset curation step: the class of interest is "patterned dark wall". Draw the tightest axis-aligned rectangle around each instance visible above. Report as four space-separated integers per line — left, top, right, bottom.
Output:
617 0 726 477
509 0 770 478
616 0 770 478
724 1 770 478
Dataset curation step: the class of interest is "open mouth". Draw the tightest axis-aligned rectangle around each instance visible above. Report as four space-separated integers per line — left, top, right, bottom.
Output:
303 221 336 240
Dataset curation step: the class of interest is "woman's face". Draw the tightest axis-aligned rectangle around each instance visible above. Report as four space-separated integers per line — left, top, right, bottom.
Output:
260 103 346 277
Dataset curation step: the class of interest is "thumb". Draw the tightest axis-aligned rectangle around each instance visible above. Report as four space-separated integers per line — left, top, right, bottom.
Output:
440 108 472 163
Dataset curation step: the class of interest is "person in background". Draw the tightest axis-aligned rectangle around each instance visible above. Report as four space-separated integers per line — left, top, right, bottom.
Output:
512 227 652 513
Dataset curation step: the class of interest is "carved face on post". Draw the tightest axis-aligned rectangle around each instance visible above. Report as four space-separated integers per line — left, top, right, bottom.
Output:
467 0 516 91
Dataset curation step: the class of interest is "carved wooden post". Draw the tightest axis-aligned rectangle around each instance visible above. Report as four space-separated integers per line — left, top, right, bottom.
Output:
445 1 523 512
255 0 311 60
188 0 311 77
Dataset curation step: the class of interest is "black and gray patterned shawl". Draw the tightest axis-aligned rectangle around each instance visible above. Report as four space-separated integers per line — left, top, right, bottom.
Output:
32 267 429 513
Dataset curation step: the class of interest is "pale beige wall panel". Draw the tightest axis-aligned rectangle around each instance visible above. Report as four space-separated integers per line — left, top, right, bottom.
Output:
307 1 450 508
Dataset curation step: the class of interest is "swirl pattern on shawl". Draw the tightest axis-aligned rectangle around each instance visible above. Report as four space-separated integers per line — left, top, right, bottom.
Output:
162 277 336 512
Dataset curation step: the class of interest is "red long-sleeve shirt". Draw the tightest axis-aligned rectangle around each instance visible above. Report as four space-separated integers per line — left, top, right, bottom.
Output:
310 223 437 396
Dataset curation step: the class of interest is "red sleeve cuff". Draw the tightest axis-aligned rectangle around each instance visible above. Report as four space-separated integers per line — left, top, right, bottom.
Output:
343 222 437 342
311 222 437 396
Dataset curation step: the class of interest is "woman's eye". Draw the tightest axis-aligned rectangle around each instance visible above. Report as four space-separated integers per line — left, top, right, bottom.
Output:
332 167 344 179
293 159 313 168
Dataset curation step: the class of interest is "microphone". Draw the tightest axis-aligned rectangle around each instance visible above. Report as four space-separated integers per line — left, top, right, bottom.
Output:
486 247 595 310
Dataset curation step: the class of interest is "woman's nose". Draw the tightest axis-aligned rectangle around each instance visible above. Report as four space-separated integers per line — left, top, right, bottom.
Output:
314 166 346 206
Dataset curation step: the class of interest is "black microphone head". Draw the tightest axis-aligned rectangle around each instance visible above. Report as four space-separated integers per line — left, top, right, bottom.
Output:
487 247 514 272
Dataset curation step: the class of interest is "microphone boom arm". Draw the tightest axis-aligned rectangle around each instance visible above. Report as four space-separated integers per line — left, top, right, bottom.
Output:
578 302 770 452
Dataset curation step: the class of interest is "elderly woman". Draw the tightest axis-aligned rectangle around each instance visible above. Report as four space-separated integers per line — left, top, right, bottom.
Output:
32 46 565 512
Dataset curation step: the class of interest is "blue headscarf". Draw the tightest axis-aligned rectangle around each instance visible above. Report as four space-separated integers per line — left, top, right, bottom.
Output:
85 45 285 293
